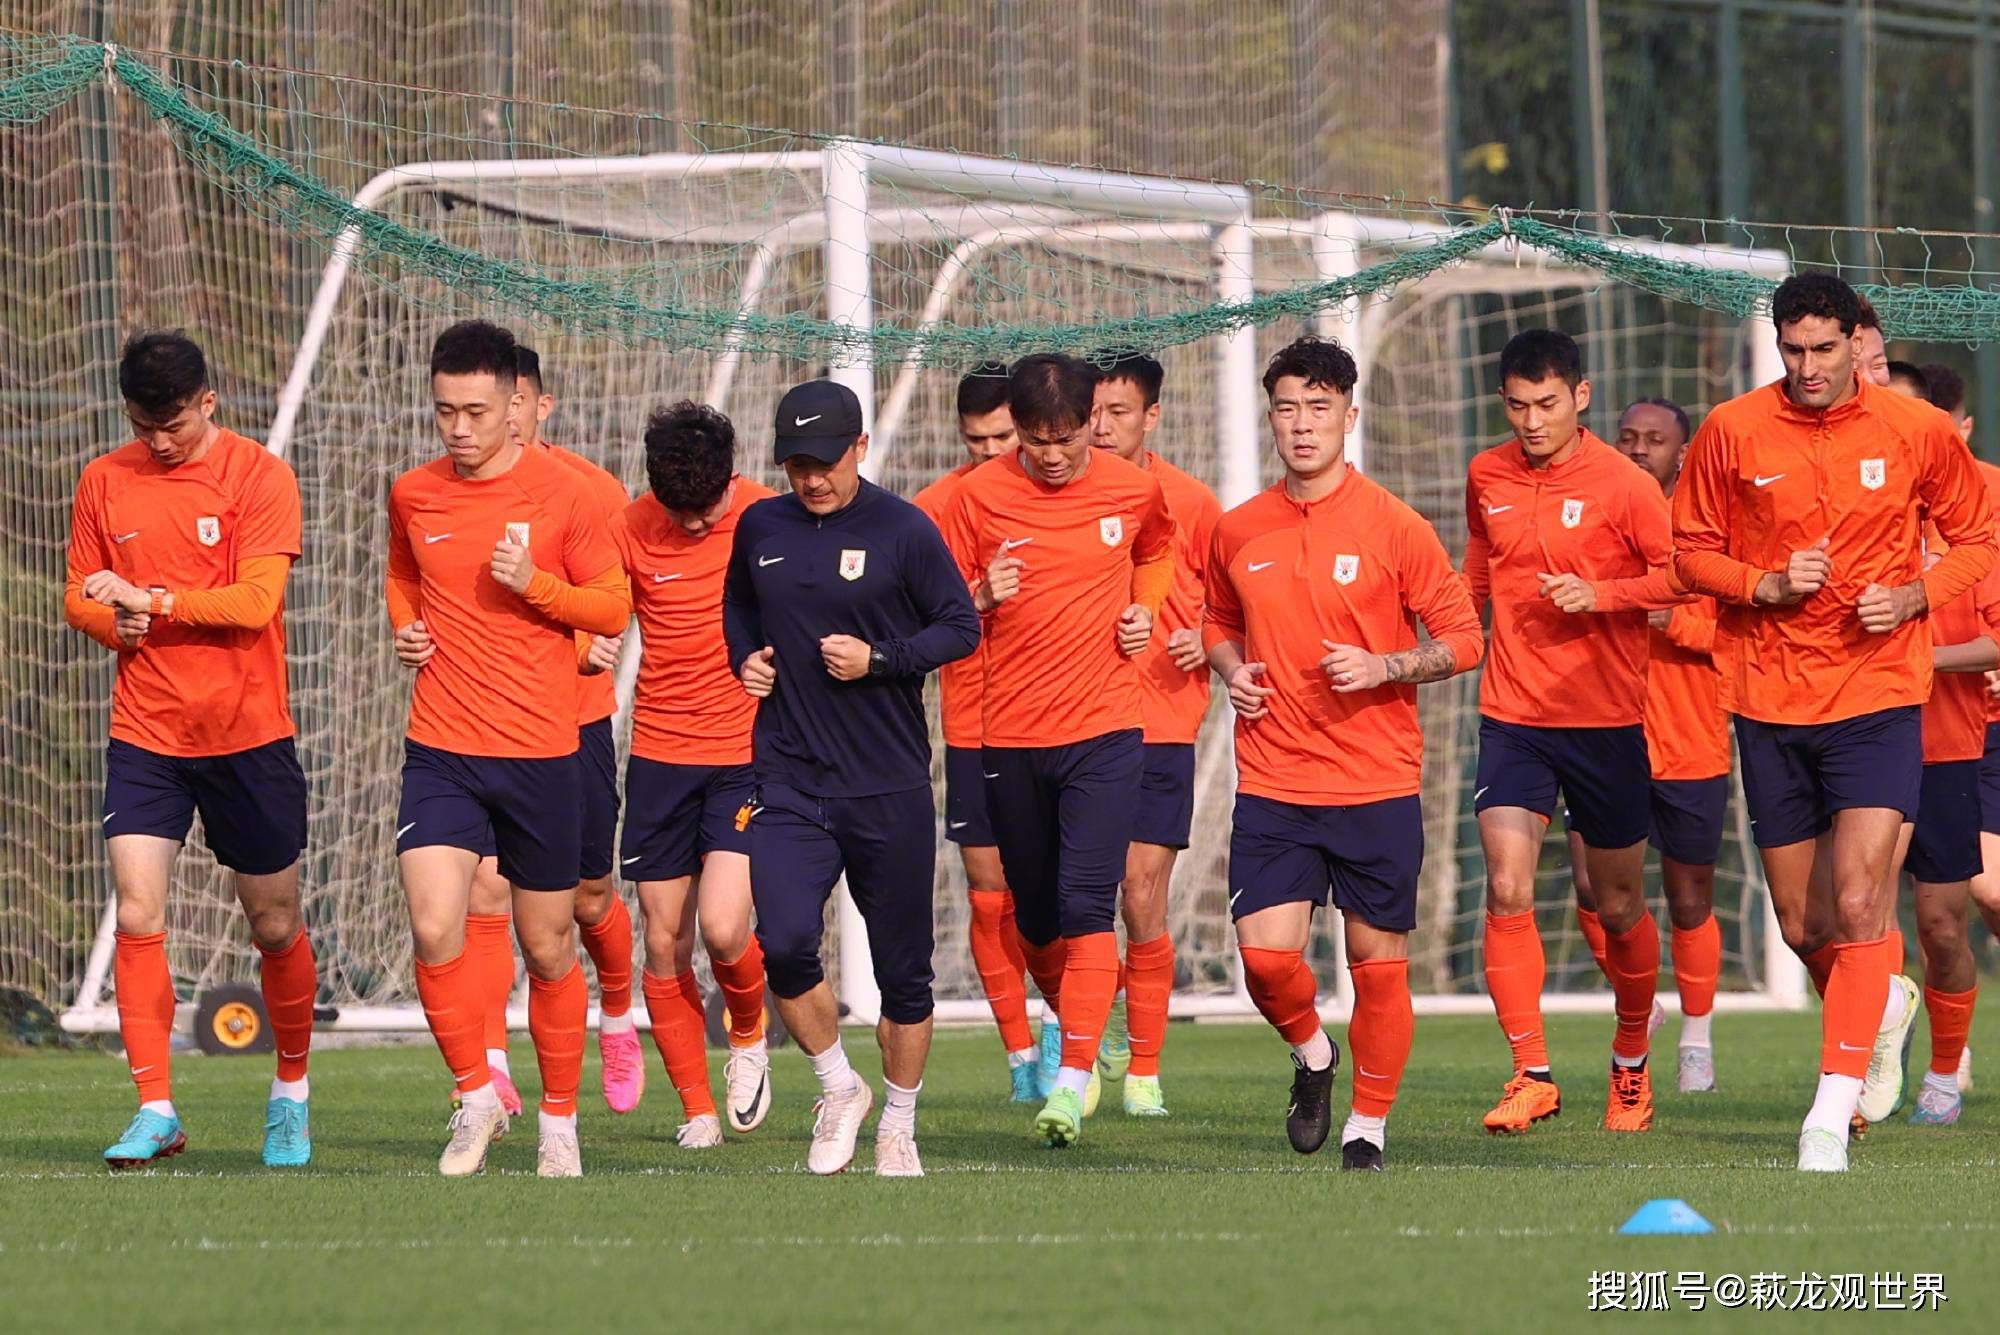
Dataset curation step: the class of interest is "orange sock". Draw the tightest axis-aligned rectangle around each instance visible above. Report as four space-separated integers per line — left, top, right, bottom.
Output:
1670 914 1721 1019
114 930 175 1104
527 962 587 1117
414 951 491 1094
257 930 317 1081
1125 933 1175 1078
1802 942 1838 999
1484 911 1550 1071
464 912 515 1050
1019 934 1068 1015
1575 906 1610 977
968 889 1033 1052
1821 936 1894 1078
1348 958 1414 1117
642 970 715 1117
577 895 634 1018
1239 946 1322 1045
1056 932 1120 1071
1925 984 1978 1075
710 938 769 1047
1604 916 1661 1060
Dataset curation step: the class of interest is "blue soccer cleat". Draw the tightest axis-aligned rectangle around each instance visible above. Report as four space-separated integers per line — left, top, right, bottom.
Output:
104 1109 186 1170
1010 1060 1041 1104
262 1097 312 1167
1036 1013 1063 1098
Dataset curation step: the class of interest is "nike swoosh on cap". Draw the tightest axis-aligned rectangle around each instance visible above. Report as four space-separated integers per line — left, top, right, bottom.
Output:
794 414 823 426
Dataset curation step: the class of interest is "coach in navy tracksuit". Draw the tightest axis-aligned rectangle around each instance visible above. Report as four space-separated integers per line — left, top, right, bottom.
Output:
723 379 980 1176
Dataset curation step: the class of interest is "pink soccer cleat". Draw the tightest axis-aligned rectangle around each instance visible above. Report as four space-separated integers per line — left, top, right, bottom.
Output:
491 1068 525 1119
599 1024 646 1114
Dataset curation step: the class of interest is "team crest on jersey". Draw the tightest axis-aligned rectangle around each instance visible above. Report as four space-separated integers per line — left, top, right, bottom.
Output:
1332 554 1361 585
1560 498 1585 529
1860 458 1886 490
505 521 531 546
1099 516 1123 546
839 548 866 581
195 516 221 547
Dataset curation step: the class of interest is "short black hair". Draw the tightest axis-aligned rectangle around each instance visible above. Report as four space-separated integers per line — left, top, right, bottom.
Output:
1855 294 1882 332
956 362 1011 419
644 400 736 513
1007 353 1098 438
1920 362 1968 417
1621 396 1692 444
430 319 518 385
1770 274 1863 337
1099 353 1164 407
1498 328 1583 390
515 344 545 395
1261 336 1357 398
1886 360 1929 396
119 331 208 419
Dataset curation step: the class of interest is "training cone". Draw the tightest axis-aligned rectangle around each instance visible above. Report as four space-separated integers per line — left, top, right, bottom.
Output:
1618 1199 1714 1235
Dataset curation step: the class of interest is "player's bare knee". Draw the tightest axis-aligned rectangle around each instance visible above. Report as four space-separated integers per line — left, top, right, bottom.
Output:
1485 871 1535 916
701 916 752 964
113 898 166 937
571 877 615 925
515 923 577 980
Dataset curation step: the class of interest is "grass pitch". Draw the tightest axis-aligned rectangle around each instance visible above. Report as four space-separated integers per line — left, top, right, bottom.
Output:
3 1008 1998 1332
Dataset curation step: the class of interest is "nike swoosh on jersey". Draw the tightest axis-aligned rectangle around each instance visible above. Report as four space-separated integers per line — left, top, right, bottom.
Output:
651 572 683 582
1001 537 1034 551
112 531 139 543
1485 504 1513 515
759 555 786 567
423 532 453 544
1246 561 1275 572
1753 474 1786 487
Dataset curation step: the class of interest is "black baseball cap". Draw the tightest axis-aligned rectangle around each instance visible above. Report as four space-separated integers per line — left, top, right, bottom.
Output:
774 380 864 464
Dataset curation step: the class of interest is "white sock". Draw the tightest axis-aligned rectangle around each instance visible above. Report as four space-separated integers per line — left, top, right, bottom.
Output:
599 1009 634 1035
459 1082 499 1112
1922 1069 1958 1098
140 1099 176 1118
1612 1050 1646 1069
1041 1009 1059 1040
1007 1047 1038 1068
270 1076 309 1102
1291 1030 1334 1072
1680 1011 1713 1049
538 1109 577 1138
1342 1111 1386 1149
1053 1065 1092 1097
1802 1072 1864 1139
1880 977 1908 1033
809 1039 859 1099
879 1079 920 1137
731 1036 770 1060
486 1047 511 1079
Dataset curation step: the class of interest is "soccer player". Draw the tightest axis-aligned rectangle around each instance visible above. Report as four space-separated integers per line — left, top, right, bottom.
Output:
935 353 1176 1147
1673 274 1995 1170
1087 352 1222 1117
66 331 318 1170
724 380 979 1177
1855 296 1892 388
608 400 777 1148
387 320 632 1177
1206 336 1482 1170
912 363 1040 1102
1886 360 1930 400
1465 329 1683 1136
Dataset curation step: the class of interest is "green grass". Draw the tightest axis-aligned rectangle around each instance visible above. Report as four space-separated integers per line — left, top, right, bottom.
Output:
3 1010 1998 1332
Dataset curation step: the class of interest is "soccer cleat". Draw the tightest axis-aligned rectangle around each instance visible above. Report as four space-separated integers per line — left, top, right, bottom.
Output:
1285 1044 1339 1155
724 1042 773 1133
1858 973 1921 1123
1603 1061 1654 1132
1677 1045 1716 1094
1097 996 1132 1082
874 1130 924 1178
439 1102 507 1177
1035 1086 1085 1147
1909 1084 1962 1126
491 1068 525 1120
1958 1044 1974 1093
1035 1016 1063 1098
1082 1067 1102 1118
675 1113 723 1149
1009 1060 1041 1104
1340 1138 1384 1172
1123 1072 1169 1117
536 1128 583 1178
1796 1127 1848 1172
104 1109 186 1170
261 1097 311 1167
599 1025 646 1115
806 1079 874 1176
1483 1071 1561 1135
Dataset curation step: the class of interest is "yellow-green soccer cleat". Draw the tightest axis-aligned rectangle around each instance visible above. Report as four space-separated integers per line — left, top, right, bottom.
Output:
1097 996 1131 1082
1123 1072 1169 1117
1036 1086 1085 1147
1858 974 1921 1124
1082 1067 1102 1118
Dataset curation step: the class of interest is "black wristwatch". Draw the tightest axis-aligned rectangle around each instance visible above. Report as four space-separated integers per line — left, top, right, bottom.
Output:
867 646 890 678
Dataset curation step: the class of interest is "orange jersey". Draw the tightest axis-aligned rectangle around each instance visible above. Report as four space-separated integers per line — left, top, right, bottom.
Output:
1136 451 1222 744
616 477 775 765
64 428 301 757
1463 430 1681 728
1923 550 2000 764
1673 378 1997 726
936 449 1174 747
1645 597 1730 781
545 444 630 726
388 445 626 759
1979 459 2000 724
1204 473 1482 804
912 458 989 749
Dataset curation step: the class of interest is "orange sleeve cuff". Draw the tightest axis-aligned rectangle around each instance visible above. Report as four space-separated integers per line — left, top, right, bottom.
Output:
1131 549 1174 617
167 555 290 630
1664 604 1717 655
1673 551 1764 606
64 584 123 651
1922 539 1999 617
385 573 422 630
523 564 632 636
1590 567 1689 613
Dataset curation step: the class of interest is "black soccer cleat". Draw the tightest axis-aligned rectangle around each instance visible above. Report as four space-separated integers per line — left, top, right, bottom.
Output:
1285 1036 1341 1155
1340 1137 1384 1172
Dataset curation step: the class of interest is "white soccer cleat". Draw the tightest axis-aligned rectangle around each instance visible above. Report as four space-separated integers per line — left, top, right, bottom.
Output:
536 1128 583 1178
1677 1045 1716 1094
1958 1044 1974 1094
1647 997 1666 1040
439 1102 508 1177
1858 974 1921 1123
675 1113 723 1149
1796 1127 1848 1173
873 1129 924 1178
806 1079 874 1176
724 1042 773 1134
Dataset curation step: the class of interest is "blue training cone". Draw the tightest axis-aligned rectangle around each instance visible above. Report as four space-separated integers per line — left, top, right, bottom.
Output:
1618 1199 1714 1235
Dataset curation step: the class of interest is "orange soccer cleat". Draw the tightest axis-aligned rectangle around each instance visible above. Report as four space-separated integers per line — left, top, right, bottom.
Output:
1603 1061 1654 1133
1482 1071 1562 1134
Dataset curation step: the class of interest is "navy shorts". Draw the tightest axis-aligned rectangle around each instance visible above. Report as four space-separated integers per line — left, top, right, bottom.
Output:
943 745 996 847
1474 717 1651 849
1907 760 1982 884
1650 776 1729 866
1132 742 1196 850
397 739 582 891
1733 706 1922 849
620 757 753 881
1226 793 1423 933
982 729 1143 945
1979 722 2000 837
578 718 621 882
103 736 307 876
749 781 937 1024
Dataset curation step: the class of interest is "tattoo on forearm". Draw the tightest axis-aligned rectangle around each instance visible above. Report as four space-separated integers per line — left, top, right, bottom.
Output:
1382 640 1458 685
